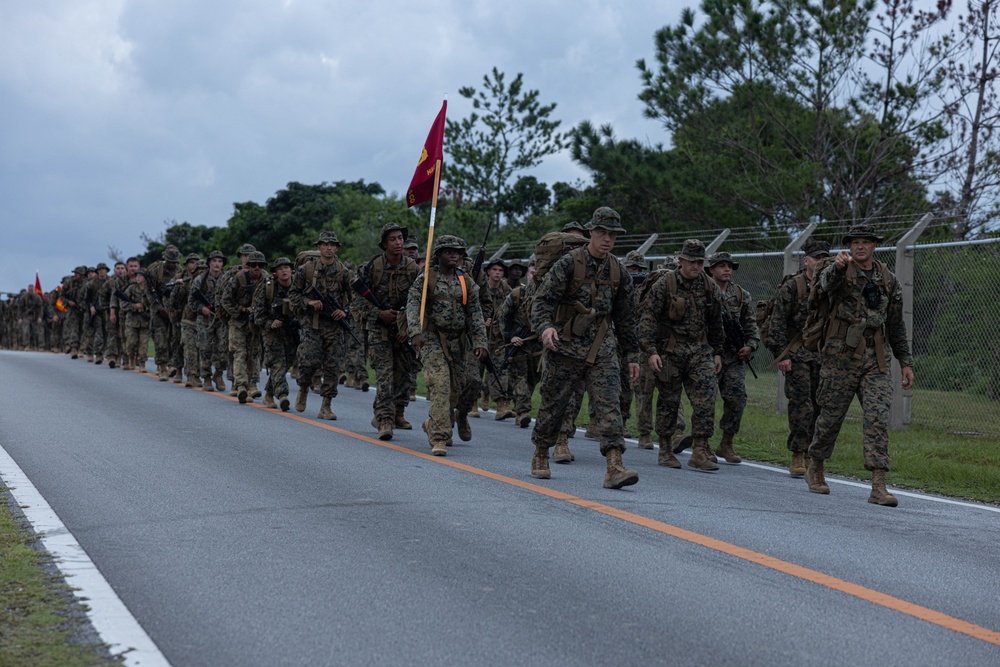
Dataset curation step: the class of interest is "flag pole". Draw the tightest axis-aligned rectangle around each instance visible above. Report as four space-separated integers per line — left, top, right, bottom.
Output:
418 158 443 328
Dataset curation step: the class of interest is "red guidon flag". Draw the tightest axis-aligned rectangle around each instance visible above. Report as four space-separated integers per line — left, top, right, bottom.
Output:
406 100 447 207
34 272 43 296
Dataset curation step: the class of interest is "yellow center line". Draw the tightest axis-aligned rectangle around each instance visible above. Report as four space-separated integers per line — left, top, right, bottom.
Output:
157 374 1000 648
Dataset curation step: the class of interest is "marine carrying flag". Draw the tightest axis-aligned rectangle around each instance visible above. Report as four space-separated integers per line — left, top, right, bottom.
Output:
406 100 447 208
34 272 43 296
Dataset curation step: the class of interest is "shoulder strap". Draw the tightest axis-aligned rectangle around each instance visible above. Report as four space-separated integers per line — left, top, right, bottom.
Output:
794 273 807 302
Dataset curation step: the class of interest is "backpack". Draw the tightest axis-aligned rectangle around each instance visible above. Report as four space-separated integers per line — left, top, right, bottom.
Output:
801 257 894 354
756 272 807 352
532 232 588 284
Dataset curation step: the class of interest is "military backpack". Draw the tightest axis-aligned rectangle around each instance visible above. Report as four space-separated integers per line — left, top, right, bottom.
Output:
756 272 808 358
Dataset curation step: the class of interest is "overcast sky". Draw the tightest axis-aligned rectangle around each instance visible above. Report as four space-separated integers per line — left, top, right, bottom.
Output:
0 0 684 293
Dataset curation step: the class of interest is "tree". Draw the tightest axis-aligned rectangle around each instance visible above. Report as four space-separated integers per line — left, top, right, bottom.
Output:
444 67 568 227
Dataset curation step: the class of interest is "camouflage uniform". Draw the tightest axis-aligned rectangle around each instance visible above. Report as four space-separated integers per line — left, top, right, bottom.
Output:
122 276 153 370
767 239 830 472
144 247 182 379
353 223 419 437
637 240 725 470
16 288 44 351
61 267 88 356
497 281 541 424
253 258 299 406
221 252 266 402
341 259 368 388
171 256 202 385
189 252 228 390
806 224 913 505
107 268 129 366
479 262 513 410
405 235 488 454
530 207 640 488
289 232 355 418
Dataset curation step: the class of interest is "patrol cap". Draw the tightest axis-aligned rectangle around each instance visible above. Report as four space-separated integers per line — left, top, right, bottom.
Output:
246 251 267 267
841 223 884 245
271 256 294 269
162 245 181 262
432 234 467 255
586 206 627 234
237 243 257 256
208 250 226 260
95 262 110 271
316 230 341 246
185 253 201 263
803 238 831 259
705 251 739 274
378 222 408 250
624 250 646 269
677 239 706 262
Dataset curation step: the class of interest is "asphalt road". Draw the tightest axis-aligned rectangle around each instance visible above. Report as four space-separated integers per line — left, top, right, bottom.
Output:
1 350 998 666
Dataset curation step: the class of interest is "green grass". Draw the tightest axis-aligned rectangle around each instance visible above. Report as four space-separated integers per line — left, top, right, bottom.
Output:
0 492 122 666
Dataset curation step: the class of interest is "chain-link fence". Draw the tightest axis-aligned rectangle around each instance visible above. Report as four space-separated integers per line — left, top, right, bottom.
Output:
495 214 1000 439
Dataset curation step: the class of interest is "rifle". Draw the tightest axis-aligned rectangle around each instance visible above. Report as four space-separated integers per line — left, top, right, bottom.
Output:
307 285 360 344
469 217 496 282
140 271 172 323
722 311 758 379
351 275 415 354
481 350 505 391
497 324 533 374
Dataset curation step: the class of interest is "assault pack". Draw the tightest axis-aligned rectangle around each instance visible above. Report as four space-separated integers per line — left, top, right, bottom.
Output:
756 272 808 360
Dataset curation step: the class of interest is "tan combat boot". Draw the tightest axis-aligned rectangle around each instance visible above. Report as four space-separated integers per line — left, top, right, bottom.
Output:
495 399 516 421
531 446 551 479
604 449 639 489
467 407 480 418
158 365 169 381
637 434 654 450
184 375 195 388
262 392 277 409
805 457 830 494
378 418 393 441
789 451 807 478
715 432 742 464
172 370 183 384
517 412 531 428
278 395 290 412
317 396 336 420
295 386 308 412
455 409 472 441
394 406 413 430
868 469 898 507
213 370 225 392
688 438 720 472
202 376 214 392
671 433 693 454
409 390 417 402
553 434 573 464
238 387 249 404
425 420 447 456
658 445 681 468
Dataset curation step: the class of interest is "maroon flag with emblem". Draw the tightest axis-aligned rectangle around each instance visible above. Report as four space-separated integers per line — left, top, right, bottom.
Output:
406 100 446 207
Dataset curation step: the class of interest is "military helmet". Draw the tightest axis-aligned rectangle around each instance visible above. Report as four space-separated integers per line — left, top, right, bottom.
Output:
162 245 182 262
237 243 257 256
316 230 341 246
803 238 831 259
433 234 467 255
624 250 646 269
246 251 267 266
378 222 409 250
677 239 707 261
587 206 627 234
272 256 294 269
208 250 226 260
841 223 884 245
705 251 739 274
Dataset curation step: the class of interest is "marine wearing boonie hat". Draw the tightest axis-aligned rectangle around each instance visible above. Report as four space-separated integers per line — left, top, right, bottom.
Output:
484 258 507 275
624 250 646 269
841 223 884 245
586 206 627 233
95 262 110 272
704 251 739 274
561 220 589 233
246 251 267 267
378 222 409 250
208 250 226 261
237 243 257 256
162 245 182 262
803 238 831 258
185 253 201 264
315 230 341 246
677 239 706 261
271 256 293 269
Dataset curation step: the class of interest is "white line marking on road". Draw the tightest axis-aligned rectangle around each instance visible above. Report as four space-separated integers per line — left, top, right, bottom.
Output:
0 446 172 666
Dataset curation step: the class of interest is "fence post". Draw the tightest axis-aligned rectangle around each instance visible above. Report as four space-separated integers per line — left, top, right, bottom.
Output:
774 223 819 415
890 213 932 429
706 229 731 254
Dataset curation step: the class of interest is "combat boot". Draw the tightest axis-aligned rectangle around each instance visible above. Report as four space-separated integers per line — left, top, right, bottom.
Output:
344 376 355 389
455 409 472 441
71 349 79 359
479 397 491 412
213 371 225 392
425 420 447 456
805 457 830 494
295 386 308 412
173 372 184 384
262 392 277 409
202 376 215 392
184 375 195 388
278 395 290 412
94 355 103 365
238 387 249 404
517 412 531 428
657 445 681 468
229 386 239 397
531 446 551 479
359 377 370 392
317 396 336 420
688 438 720 472
158 366 169 381
495 399 516 421
789 451 807 478
715 432 742 464
467 406 480 418
108 358 117 369
637 434 654 450
251 387 262 399
604 449 639 489
394 406 413 430
409 390 417 402
671 434 693 454
553 434 573 464
378 418 393 441
868 469 898 507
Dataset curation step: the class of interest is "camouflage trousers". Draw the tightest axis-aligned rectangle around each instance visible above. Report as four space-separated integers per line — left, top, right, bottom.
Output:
562 381 587 438
507 350 540 416
170 318 184 371
783 353 821 453
180 321 200 382
63 308 83 352
453 345 486 416
635 364 687 441
198 317 228 379
19 319 43 350
150 315 171 366
367 329 414 422
296 323 343 399
262 327 297 398
808 341 892 471
618 349 633 421
422 336 479 445
343 320 366 382
654 342 718 441
228 321 260 393
534 349 626 455
125 323 151 366
105 314 123 359
716 356 748 435
81 312 105 356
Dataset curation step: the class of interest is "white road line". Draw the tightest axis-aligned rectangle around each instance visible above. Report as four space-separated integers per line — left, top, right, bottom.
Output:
0 446 171 666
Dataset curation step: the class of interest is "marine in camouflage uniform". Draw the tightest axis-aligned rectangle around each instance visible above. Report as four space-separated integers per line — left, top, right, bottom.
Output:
61 266 88 357
171 254 202 386
353 223 419 440
479 259 514 419
217 244 258 392
221 251 266 403
85 263 112 363
143 246 182 380
290 231 354 420
402 236 422 400
16 285 45 351
766 239 830 477
122 270 153 371
706 252 760 464
105 262 127 367
189 250 228 391
638 239 725 472
806 224 914 507
406 235 488 456
497 280 540 428
530 207 641 489
253 257 299 410
341 259 369 390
